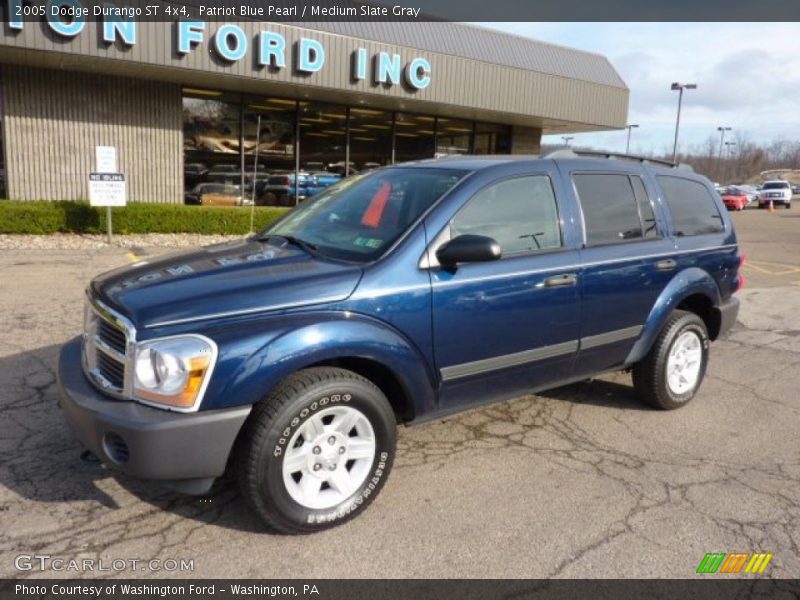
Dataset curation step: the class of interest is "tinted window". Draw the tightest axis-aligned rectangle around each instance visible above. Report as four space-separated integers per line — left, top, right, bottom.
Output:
762 181 790 189
630 176 659 239
450 175 561 256
573 174 645 246
657 176 724 236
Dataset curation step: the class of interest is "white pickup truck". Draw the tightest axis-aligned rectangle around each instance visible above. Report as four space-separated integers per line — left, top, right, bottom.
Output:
759 180 793 209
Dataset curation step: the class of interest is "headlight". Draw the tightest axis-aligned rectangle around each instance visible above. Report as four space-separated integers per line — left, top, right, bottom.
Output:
133 335 217 411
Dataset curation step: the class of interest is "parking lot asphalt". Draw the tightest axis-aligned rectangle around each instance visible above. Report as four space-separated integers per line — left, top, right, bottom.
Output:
1 208 799 579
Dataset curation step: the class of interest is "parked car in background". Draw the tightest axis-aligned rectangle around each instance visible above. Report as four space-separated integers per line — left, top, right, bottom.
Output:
327 161 358 175
718 187 749 211
184 163 208 188
256 172 318 206
184 183 251 206
312 171 344 190
732 184 758 204
759 180 792 208
61 154 741 534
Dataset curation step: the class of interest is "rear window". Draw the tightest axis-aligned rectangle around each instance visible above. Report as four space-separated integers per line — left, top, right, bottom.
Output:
657 176 724 236
762 182 790 189
573 173 657 246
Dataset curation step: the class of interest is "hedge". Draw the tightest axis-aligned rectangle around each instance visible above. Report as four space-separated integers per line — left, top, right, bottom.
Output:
0 200 288 235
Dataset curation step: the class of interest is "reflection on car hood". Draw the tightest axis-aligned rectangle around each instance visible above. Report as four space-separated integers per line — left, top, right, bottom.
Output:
90 238 363 329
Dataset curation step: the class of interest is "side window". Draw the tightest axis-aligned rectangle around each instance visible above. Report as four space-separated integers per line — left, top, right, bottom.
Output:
450 175 561 256
630 176 659 239
573 173 648 246
657 176 724 236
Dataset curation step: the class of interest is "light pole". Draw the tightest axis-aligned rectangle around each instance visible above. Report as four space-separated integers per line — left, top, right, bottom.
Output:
717 127 732 183
671 82 697 163
724 141 737 182
562 136 574 147
625 124 639 154
717 126 732 160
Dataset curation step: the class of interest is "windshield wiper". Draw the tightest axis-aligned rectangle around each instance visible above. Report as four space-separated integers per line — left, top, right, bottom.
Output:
257 234 320 256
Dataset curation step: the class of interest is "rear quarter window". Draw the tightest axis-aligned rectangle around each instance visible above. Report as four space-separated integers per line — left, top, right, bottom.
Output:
657 176 724 236
573 173 656 246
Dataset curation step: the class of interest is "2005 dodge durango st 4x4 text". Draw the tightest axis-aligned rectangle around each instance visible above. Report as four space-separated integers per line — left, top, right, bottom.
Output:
59 153 741 533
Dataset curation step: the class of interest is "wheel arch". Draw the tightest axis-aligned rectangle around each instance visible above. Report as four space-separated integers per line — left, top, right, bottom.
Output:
216 315 437 422
625 267 722 365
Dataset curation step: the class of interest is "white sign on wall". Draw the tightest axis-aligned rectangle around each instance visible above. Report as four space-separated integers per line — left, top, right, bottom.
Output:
95 146 117 173
89 173 127 207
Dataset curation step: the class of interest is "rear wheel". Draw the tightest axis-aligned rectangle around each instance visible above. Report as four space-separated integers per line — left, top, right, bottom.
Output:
633 310 709 410
236 367 396 534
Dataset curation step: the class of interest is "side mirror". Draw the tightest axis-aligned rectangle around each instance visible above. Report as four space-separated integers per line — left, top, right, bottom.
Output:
436 234 502 268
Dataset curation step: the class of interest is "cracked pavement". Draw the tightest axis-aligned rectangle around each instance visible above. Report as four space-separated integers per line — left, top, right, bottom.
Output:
0 210 798 579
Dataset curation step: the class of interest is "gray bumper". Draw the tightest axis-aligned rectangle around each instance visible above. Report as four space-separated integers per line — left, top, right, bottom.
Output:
715 296 740 339
58 337 251 493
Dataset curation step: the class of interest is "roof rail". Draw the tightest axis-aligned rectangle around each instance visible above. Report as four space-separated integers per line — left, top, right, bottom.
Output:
544 148 694 171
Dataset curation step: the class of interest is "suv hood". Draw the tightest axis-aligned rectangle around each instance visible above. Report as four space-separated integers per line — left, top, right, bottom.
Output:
90 237 363 329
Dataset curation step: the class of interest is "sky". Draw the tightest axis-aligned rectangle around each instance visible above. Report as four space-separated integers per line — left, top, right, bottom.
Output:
482 23 800 156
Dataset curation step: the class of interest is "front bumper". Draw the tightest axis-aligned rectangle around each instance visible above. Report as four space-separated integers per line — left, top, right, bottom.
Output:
58 337 251 493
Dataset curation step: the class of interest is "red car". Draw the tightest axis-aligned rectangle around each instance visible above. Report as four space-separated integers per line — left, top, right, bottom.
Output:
719 187 749 211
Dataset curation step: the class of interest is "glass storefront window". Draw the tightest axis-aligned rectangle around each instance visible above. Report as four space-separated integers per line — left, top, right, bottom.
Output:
394 112 435 163
181 89 517 205
182 89 242 191
298 101 348 175
242 96 296 201
436 117 473 156
348 107 393 172
474 122 512 154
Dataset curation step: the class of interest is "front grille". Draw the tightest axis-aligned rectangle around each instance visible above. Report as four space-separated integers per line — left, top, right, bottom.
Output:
97 319 126 355
96 349 125 388
83 298 134 397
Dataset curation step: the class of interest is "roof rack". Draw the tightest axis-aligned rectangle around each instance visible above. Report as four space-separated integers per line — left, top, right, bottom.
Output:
545 149 694 171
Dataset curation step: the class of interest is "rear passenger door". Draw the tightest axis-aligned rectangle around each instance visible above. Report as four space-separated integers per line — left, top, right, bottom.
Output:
569 171 676 376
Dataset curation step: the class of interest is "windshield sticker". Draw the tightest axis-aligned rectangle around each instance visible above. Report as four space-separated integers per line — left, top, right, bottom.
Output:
353 237 383 249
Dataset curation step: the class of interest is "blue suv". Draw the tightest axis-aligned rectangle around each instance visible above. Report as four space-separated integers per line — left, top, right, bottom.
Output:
58 153 741 533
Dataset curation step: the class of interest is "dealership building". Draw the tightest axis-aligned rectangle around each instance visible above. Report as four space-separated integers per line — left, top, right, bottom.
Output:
0 16 629 202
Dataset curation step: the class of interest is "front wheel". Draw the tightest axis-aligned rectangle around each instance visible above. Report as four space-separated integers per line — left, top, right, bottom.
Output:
236 367 396 534
632 310 709 410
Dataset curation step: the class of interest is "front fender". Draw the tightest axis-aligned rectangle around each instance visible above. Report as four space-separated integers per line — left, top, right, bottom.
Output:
625 268 721 365
209 313 437 418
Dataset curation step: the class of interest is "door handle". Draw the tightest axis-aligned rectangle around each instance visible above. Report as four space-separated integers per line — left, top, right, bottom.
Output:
543 273 578 288
655 259 677 271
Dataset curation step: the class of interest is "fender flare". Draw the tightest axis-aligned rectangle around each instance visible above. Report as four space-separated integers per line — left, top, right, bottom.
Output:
625 267 721 365
218 315 437 419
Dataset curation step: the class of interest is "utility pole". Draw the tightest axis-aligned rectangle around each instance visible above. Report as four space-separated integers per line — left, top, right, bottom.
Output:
562 136 574 147
671 82 697 163
625 124 639 154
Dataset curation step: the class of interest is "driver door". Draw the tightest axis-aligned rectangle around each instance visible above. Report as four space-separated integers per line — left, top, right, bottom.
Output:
429 173 582 411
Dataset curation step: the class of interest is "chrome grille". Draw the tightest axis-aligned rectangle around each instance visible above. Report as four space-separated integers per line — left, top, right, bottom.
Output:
82 296 136 398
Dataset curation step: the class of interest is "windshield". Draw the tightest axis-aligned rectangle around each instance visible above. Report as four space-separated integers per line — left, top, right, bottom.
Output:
263 167 467 262
763 182 790 189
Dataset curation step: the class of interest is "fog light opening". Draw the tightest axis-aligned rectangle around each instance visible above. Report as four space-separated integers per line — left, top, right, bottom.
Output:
102 432 130 465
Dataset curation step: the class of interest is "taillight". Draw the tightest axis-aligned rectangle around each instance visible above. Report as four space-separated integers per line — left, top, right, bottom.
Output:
734 252 746 292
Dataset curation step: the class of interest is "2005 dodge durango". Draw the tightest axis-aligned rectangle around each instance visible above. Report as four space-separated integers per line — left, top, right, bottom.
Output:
58 153 741 533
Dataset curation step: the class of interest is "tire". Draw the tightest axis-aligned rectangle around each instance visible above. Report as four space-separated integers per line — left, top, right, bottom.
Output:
236 367 396 534
632 310 710 410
